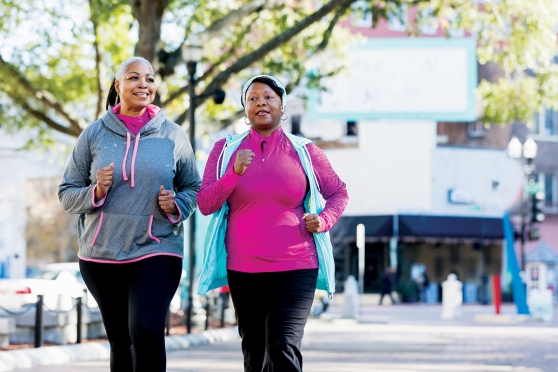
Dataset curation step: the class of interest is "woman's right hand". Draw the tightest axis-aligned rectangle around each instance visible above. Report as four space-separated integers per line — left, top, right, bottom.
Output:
233 149 255 175
95 162 114 200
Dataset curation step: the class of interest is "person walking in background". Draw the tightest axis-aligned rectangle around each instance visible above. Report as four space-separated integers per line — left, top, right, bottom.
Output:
196 75 348 372
379 267 395 305
58 56 200 372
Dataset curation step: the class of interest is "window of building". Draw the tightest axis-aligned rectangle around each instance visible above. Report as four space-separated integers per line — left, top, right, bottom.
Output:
387 4 407 32
347 121 358 136
531 107 558 137
351 1 373 28
536 173 558 210
467 121 486 138
419 8 438 35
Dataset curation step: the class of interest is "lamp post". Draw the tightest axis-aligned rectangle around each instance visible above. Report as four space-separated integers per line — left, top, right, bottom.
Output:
181 37 226 333
507 136 538 270
182 37 202 334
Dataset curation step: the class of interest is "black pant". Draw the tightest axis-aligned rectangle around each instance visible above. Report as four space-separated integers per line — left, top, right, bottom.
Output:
228 268 318 372
80 256 182 372
379 291 395 305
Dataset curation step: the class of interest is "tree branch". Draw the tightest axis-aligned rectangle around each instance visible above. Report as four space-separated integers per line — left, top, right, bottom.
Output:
89 0 107 119
159 0 289 77
161 18 257 108
175 0 356 125
20 102 79 136
0 55 88 133
311 3 350 57
197 0 287 44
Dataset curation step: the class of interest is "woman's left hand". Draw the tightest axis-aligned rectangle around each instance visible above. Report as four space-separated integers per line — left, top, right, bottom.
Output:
302 213 323 233
159 185 178 214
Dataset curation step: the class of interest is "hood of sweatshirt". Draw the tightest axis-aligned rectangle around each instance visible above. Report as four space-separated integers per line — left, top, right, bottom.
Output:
102 104 165 138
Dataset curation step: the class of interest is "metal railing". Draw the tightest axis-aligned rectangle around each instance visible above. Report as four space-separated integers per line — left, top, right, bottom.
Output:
0 291 94 348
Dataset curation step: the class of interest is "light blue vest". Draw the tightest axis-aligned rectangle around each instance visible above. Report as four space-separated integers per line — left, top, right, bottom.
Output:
196 130 336 297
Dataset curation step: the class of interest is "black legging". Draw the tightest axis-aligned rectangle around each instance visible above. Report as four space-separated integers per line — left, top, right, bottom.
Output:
80 255 182 372
228 268 318 372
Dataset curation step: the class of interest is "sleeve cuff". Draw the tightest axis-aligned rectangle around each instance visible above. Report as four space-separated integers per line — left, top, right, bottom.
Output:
220 166 243 189
91 185 106 207
166 200 182 224
318 214 331 233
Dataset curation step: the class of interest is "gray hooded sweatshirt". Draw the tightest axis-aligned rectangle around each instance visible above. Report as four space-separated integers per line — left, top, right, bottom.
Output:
59 108 201 262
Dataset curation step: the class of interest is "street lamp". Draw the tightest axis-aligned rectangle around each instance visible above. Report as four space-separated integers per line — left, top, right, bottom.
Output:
182 36 226 333
507 136 538 271
183 36 202 334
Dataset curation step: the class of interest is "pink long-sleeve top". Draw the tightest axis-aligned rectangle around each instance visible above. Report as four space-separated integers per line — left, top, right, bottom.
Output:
198 127 348 273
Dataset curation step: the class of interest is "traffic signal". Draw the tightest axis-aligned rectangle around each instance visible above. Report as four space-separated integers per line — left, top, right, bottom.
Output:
528 227 540 241
530 191 545 223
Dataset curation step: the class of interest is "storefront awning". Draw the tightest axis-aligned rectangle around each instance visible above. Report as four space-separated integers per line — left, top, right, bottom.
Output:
398 215 504 240
329 215 393 244
330 215 504 242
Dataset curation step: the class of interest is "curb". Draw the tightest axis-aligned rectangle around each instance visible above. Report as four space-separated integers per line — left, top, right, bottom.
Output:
0 327 239 371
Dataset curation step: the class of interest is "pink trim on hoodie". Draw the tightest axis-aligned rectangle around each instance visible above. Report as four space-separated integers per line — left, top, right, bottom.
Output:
165 201 182 223
90 211 104 247
130 133 140 188
148 215 161 243
122 132 131 181
112 103 161 134
78 252 183 264
91 185 106 207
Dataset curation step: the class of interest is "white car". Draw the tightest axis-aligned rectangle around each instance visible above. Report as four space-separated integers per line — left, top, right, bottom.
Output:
0 262 96 312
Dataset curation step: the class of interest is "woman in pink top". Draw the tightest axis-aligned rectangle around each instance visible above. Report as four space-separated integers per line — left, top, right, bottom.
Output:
198 75 348 371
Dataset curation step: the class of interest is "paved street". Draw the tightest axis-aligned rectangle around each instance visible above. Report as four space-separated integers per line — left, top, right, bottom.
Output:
21 301 558 372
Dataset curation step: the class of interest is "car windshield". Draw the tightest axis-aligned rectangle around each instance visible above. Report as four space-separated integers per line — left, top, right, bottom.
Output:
31 270 61 280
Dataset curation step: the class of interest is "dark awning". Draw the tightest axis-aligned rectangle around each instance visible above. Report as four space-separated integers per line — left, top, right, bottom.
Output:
329 215 393 244
398 215 504 240
330 215 504 243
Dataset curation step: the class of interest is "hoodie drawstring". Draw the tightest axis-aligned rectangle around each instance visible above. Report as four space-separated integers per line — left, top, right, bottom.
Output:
122 132 140 188
130 133 140 188
122 132 131 181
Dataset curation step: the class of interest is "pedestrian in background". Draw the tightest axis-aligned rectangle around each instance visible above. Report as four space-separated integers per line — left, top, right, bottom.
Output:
59 56 200 372
196 75 348 372
379 267 395 305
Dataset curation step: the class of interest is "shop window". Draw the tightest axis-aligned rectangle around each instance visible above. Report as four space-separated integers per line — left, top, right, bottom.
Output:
450 247 460 264
467 121 486 138
347 121 358 136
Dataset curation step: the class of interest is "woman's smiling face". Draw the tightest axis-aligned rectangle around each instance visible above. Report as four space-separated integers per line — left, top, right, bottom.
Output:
115 61 156 113
245 82 283 134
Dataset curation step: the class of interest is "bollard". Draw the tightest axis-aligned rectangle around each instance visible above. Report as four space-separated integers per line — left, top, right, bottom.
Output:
341 275 359 319
166 307 171 336
220 297 226 328
186 302 192 334
76 296 83 343
441 274 463 320
492 275 501 315
35 294 44 348
204 301 210 330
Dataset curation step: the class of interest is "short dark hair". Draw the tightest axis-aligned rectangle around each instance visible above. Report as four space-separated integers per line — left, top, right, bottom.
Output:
244 76 285 106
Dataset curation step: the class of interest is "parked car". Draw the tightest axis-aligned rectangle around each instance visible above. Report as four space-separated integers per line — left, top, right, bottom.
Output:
0 262 96 312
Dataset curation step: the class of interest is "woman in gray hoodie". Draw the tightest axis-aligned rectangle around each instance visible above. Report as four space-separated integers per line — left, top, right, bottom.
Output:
59 56 200 372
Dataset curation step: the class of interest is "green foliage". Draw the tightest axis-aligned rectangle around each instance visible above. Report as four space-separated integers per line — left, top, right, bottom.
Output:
0 0 557 145
0 0 356 146
413 0 558 126
478 78 540 126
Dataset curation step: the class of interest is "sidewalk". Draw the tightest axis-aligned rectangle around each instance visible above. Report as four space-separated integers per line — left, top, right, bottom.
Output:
13 298 558 371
